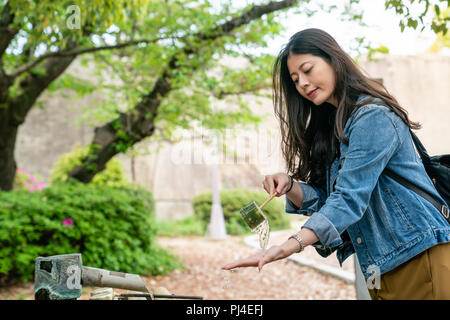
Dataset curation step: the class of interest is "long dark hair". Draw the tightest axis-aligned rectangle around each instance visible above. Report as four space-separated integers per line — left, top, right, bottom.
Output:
273 28 421 188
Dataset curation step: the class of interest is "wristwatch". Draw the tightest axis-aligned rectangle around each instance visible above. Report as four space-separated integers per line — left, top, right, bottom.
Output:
288 233 306 253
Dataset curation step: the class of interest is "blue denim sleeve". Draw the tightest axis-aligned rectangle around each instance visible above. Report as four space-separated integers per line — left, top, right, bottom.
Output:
285 182 327 216
302 105 403 248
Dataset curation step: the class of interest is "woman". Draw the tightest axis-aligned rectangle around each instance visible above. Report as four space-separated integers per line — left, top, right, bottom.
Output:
222 28 450 300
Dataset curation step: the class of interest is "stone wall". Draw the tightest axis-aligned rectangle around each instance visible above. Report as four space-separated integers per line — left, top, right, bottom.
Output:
358 54 450 155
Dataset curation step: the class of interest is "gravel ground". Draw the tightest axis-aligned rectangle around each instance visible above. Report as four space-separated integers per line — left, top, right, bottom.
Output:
141 234 356 300
0 232 356 300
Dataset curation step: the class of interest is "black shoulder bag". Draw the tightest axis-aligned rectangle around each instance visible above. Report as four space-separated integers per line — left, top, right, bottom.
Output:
384 130 450 224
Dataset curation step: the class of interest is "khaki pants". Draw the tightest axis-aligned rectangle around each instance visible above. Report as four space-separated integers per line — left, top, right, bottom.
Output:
368 242 450 300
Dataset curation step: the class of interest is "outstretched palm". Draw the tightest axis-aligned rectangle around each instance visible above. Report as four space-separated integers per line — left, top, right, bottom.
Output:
222 245 287 271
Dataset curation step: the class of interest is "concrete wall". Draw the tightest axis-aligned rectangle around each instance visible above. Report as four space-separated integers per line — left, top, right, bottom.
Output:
359 54 450 155
14 54 450 220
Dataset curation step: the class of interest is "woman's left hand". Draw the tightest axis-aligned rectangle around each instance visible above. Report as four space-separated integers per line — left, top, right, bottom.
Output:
221 245 289 272
222 229 317 271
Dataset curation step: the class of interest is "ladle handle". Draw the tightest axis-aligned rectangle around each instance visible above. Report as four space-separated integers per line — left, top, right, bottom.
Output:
259 192 277 209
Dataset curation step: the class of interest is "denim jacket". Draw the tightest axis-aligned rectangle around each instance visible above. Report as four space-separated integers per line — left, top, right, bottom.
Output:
285 95 450 280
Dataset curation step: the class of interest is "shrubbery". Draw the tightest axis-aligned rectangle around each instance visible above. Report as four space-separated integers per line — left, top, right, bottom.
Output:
192 189 290 235
50 145 129 187
156 215 205 237
0 182 183 285
14 168 45 192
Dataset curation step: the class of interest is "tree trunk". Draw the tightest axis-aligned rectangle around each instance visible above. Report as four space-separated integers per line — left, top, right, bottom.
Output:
0 54 77 191
68 79 165 182
0 107 17 191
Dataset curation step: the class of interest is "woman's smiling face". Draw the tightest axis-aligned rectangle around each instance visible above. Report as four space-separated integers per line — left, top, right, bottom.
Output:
287 53 338 107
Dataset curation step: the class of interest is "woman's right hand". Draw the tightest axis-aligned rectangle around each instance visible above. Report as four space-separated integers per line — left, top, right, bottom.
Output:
262 173 292 196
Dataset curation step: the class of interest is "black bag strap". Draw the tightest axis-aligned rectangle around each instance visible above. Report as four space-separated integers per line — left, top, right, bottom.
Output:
409 130 431 165
383 168 447 216
383 130 449 222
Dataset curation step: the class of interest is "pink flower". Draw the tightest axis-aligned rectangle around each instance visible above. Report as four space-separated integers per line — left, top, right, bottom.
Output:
36 181 45 191
14 167 45 192
62 219 73 227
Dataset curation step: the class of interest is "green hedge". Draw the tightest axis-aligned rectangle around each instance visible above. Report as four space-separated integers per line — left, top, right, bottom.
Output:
156 215 205 237
0 182 182 285
192 189 290 235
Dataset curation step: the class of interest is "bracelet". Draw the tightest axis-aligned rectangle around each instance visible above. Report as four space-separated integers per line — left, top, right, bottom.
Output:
288 233 306 253
286 175 294 193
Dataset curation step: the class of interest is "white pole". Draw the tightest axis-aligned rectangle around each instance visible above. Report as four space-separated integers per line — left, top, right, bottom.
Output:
206 108 227 240
208 159 227 240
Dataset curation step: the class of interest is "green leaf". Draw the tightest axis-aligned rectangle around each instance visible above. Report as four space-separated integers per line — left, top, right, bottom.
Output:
434 4 441 16
30 67 47 76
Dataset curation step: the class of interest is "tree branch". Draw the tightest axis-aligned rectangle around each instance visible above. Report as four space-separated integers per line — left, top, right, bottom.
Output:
8 36 182 79
214 85 270 99
0 1 18 58
8 54 76 126
205 0 298 39
69 0 299 182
